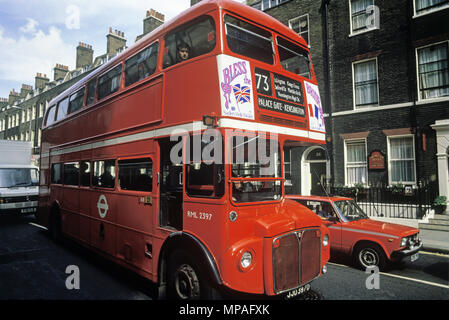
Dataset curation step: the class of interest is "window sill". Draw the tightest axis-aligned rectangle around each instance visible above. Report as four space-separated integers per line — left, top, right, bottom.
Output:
349 27 379 38
416 96 449 105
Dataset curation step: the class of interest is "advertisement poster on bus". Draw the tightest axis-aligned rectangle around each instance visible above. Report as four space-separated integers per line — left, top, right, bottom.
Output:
217 54 255 120
305 81 325 133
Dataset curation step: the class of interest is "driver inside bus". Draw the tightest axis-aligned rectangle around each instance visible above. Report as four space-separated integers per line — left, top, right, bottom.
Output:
232 175 253 202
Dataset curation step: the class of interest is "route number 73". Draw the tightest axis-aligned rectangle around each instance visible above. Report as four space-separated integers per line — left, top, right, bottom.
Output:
254 68 273 96
256 73 270 92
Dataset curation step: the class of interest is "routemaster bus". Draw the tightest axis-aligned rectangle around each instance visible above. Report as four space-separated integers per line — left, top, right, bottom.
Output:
37 0 330 299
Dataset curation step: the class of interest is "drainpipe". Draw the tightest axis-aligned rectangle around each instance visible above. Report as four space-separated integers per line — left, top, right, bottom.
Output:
322 0 333 192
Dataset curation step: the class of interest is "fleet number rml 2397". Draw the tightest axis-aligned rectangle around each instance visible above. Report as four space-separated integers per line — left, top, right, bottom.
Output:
186 211 213 221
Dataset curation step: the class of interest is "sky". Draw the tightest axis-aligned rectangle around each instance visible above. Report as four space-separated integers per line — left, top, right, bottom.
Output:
0 0 192 99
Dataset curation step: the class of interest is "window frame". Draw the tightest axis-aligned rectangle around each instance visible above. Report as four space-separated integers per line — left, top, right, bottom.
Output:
118 156 154 193
288 14 310 45
162 15 217 69
352 57 380 109
97 63 123 101
413 0 449 18
55 97 69 122
51 163 63 185
415 40 449 101
124 41 159 87
92 159 117 189
387 134 417 186
223 13 275 65
63 162 80 186
349 0 378 36
344 139 368 187
68 87 85 115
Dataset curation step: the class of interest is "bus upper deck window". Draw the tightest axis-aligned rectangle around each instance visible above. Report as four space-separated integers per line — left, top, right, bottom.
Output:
86 78 97 106
68 87 85 114
97 64 123 100
224 15 273 65
125 42 159 86
55 97 69 122
277 37 311 79
163 16 216 68
45 105 56 126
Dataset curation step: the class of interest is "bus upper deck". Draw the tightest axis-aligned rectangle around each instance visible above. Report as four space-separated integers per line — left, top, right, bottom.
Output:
41 0 325 152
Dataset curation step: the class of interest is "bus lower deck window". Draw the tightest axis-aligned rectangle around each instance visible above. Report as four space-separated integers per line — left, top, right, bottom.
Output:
93 160 116 189
118 158 153 192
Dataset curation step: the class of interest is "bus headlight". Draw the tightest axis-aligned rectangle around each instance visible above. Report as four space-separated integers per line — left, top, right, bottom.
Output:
323 234 329 247
240 251 253 269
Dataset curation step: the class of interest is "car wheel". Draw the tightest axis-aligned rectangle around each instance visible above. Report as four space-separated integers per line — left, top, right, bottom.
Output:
355 243 386 271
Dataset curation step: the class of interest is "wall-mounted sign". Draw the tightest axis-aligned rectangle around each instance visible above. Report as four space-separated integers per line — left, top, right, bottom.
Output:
368 150 385 170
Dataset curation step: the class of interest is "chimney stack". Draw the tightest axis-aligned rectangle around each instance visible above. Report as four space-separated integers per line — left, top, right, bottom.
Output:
76 42 94 69
54 63 69 81
107 28 127 55
20 84 33 98
8 89 20 105
0 97 8 108
136 8 165 42
35 73 50 90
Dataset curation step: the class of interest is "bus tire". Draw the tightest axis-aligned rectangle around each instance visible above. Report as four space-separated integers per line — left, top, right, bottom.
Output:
167 250 219 300
49 207 62 243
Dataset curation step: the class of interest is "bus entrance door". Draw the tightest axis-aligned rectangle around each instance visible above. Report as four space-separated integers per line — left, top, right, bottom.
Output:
159 139 183 230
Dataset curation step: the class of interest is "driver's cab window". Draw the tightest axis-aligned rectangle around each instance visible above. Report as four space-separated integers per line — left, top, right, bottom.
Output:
163 16 216 68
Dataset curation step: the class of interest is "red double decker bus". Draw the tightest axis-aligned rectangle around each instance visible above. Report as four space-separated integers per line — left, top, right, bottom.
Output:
37 0 330 299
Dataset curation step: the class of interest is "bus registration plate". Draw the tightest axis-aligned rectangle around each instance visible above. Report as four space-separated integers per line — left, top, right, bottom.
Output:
284 283 311 300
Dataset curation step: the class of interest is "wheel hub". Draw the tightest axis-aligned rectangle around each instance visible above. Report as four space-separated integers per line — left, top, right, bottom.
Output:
174 264 200 299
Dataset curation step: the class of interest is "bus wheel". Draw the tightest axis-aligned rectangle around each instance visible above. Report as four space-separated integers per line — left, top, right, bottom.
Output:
49 208 62 243
168 251 216 300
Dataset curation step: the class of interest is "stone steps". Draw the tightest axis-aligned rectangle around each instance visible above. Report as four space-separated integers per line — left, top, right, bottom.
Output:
419 214 449 231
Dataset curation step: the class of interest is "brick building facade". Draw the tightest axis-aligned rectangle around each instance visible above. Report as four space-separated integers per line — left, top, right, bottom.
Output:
248 0 449 201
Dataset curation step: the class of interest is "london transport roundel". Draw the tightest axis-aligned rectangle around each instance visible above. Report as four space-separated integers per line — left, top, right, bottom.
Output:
97 195 109 218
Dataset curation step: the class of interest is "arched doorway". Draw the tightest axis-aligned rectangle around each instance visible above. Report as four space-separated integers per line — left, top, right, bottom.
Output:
301 146 329 196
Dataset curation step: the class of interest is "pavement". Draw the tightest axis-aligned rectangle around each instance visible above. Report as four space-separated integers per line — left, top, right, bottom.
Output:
420 228 449 254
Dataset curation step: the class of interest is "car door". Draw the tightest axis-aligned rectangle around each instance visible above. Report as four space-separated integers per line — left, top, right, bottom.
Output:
322 202 342 252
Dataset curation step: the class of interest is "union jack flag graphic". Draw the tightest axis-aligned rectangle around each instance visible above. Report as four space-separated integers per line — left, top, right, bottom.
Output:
232 84 251 104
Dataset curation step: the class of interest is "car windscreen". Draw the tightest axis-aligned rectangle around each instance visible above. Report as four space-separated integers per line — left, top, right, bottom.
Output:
0 168 39 188
334 199 368 221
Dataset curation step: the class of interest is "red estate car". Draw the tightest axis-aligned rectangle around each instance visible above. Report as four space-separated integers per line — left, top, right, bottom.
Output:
287 195 423 270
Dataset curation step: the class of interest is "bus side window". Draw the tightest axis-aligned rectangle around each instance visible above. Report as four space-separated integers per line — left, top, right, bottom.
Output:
80 161 91 187
93 160 116 189
118 158 153 192
55 97 69 122
97 64 122 101
86 79 97 106
63 162 79 186
45 105 56 126
51 163 62 184
163 16 216 68
125 42 159 87
68 87 85 114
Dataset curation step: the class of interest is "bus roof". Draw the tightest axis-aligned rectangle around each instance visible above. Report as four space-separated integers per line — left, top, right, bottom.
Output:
47 0 308 111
